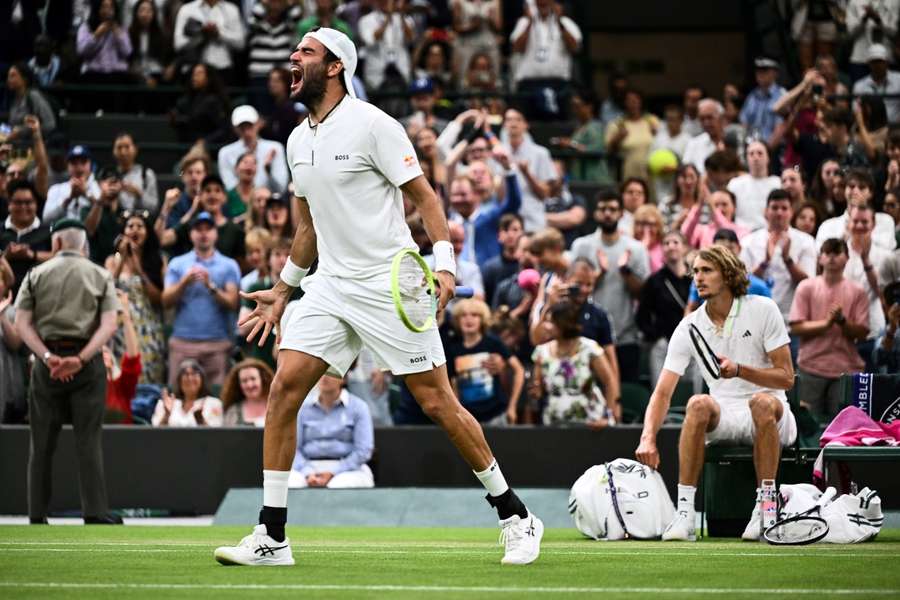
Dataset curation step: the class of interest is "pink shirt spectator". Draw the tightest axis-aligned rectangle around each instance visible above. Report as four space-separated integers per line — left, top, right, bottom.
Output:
789 276 869 378
646 241 664 273
680 203 750 249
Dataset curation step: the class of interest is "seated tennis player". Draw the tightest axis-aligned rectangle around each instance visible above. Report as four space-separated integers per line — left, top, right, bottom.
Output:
213 28 542 567
634 245 797 541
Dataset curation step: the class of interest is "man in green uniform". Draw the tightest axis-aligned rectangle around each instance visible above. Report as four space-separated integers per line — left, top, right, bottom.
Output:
14 218 121 524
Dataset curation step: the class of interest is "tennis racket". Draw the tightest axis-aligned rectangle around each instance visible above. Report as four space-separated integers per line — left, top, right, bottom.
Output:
689 323 720 380
763 487 836 546
391 248 474 333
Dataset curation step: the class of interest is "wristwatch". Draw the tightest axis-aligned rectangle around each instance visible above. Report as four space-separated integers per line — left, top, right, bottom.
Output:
42 351 51 364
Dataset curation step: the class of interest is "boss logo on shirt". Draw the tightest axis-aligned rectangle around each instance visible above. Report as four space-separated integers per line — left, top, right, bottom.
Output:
334 154 350 161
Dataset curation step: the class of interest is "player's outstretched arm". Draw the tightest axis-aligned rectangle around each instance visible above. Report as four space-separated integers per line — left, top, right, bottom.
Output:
239 196 318 346
401 175 455 310
635 369 678 470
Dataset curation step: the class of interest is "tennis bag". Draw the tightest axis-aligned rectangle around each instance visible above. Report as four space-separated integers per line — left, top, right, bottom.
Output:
568 459 674 540
773 484 883 544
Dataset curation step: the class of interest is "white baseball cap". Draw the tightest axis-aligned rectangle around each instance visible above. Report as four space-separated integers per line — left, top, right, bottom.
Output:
303 27 358 98
867 44 890 62
231 105 260 127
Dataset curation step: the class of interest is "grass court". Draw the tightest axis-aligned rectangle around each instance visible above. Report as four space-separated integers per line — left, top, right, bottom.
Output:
1 525 899 599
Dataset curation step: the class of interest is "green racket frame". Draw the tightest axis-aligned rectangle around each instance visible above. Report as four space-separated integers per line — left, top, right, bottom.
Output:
390 248 437 333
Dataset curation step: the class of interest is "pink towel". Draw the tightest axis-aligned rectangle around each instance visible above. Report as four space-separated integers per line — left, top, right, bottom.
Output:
812 406 900 483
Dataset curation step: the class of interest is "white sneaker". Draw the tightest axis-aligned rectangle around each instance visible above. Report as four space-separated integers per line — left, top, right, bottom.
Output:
662 510 696 541
742 504 762 541
499 512 543 565
214 524 295 566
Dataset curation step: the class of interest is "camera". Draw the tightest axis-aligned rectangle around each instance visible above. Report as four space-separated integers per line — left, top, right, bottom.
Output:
811 84 824 97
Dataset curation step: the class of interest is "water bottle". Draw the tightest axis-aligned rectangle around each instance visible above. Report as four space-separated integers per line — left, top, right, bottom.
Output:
760 479 778 536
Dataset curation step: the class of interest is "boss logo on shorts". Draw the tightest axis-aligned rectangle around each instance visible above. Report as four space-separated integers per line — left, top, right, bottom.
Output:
334 154 350 161
409 355 427 364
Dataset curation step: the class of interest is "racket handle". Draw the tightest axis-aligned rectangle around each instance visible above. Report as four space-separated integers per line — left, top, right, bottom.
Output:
455 286 475 298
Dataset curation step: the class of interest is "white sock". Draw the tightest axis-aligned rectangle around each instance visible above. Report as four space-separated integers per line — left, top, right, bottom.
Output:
473 459 509 498
677 484 696 515
263 470 290 508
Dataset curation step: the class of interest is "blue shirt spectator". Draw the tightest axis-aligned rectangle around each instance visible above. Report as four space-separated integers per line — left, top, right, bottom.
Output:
165 247 241 340
739 58 786 141
292 385 374 478
450 167 522 269
689 273 772 305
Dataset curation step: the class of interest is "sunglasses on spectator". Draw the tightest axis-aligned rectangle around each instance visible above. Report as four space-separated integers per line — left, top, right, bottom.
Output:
122 209 151 221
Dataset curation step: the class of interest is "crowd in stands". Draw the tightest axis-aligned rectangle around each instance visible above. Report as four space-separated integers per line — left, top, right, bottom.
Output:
2 0 900 452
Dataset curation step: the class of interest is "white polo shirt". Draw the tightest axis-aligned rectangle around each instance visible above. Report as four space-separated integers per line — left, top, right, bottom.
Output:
727 174 781 232
663 295 790 405
510 13 583 83
740 227 817 323
286 97 422 280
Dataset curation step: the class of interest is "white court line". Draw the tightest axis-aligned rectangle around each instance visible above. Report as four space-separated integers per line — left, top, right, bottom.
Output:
0 582 897 595
2 545 897 559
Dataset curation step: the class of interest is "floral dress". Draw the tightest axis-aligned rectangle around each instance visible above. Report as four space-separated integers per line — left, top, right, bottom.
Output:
112 274 166 385
532 337 607 425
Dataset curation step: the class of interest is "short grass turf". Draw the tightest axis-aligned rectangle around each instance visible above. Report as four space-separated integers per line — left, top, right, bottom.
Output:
1 526 899 599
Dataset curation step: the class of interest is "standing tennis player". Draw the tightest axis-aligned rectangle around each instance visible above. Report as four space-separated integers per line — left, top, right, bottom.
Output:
634 245 797 541
214 28 542 566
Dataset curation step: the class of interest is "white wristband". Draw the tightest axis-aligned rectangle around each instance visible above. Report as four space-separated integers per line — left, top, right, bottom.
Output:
433 240 456 277
280 258 309 287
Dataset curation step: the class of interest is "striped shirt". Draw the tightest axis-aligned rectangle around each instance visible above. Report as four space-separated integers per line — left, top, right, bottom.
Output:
247 2 302 78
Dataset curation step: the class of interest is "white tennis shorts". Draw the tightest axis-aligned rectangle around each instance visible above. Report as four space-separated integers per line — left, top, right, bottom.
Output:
705 396 797 447
279 273 446 377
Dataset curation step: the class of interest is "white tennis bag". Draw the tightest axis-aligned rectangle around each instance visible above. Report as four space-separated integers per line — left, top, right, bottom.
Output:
568 459 674 540
777 484 884 544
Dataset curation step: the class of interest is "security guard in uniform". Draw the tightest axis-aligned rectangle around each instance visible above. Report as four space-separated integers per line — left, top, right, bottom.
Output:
14 218 121 524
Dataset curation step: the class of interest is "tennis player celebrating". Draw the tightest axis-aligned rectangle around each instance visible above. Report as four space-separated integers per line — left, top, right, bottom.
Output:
634 245 797 541
214 28 542 566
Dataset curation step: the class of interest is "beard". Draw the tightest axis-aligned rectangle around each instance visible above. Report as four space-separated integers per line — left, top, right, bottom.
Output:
292 61 328 110
598 221 618 234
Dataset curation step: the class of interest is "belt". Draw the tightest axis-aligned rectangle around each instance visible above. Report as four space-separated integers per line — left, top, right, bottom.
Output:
45 339 88 354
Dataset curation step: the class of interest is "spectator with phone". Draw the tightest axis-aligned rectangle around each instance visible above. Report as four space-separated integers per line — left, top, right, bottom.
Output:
530 300 620 427
104 214 166 385
173 0 245 83
81 166 127 264
152 358 224 426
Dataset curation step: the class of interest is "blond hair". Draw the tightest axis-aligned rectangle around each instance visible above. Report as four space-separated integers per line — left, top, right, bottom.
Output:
695 245 749 297
245 227 273 252
452 298 492 335
632 204 664 242
528 227 565 255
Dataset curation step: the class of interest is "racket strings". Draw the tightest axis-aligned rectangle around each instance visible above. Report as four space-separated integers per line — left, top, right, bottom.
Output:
397 254 432 328
764 516 829 545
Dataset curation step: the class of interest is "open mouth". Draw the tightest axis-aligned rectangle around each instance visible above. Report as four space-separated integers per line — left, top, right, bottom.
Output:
290 66 303 94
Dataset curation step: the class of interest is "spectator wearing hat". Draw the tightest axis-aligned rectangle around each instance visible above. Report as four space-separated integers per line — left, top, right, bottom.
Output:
43 145 101 223
852 44 900 124
173 0 245 82
1 180 51 295
162 209 241 388
81 167 127 264
162 175 246 262
358 0 417 90
740 57 786 143
14 217 121 524
846 0 900 83
400 77 449 135
217 105 288 193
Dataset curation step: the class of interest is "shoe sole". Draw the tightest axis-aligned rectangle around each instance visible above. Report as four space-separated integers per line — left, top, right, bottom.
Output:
214 549 295 567
501 519 544 565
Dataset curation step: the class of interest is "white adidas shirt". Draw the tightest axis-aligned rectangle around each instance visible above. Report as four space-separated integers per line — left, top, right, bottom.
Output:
663 294 790 405
286 97 423 280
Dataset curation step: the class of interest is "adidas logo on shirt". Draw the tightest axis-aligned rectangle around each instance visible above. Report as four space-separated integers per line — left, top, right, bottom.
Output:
742 330 752 338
